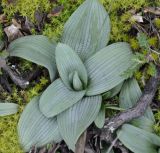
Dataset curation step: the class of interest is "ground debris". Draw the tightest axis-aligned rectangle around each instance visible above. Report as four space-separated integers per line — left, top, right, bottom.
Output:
144 7 160 16
4 24 23 42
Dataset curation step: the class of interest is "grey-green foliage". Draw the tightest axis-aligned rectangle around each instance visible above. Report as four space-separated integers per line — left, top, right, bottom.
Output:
117 124 160 153
18 96 61 152
0 102 18 116
7 0 159 152
94 103 106 128
118 78 160 153
62 0 110 61
57 96 101 150
8 35 57 81
39 78 85 117
102 82 123 100
119 78 155 124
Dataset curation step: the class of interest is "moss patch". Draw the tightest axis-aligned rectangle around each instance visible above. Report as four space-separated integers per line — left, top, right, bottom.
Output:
0 112 23 153
2 0 51 22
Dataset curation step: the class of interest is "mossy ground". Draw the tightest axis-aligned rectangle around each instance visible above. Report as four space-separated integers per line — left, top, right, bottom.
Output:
0 0 160 152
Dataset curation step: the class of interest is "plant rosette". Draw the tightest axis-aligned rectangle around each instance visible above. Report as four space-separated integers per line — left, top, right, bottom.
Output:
6 0 160 152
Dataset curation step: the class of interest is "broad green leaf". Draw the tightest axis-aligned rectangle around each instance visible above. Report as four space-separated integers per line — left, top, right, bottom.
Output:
131 116 154 132
57 96 102 151
119 78 155 122
94 103 105 128
62 0 110 60
18 96 62 152
102 82 123 100
8 35 56 81
85 42 133 96
0 102 18 116
55 43 88 89
39 79 85 118
117 124 160 153
0 51 9 59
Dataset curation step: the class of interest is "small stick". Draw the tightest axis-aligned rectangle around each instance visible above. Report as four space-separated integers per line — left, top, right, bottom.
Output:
101 66 160 142
75 131 87 153
2 64 29 89
106 136 118 153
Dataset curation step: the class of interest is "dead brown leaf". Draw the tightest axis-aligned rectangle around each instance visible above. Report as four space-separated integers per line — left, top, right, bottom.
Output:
0 58 6 68
12 18 21 29
4 24 23 42
144 7 160 15
0 14 7 24
47 6 64 18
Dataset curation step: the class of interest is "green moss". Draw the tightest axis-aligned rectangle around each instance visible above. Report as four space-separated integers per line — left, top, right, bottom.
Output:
0 25 3 39
43 0 83 40
151 52 159 61
154 111 160 136
19 60 33 71
148 36 158 47
130 38 140 50
0 113 24 153
134 71 142 80
154 18 160 29
101 0 149 42
43 20 64 41
147 62 156 76
2 0 51 22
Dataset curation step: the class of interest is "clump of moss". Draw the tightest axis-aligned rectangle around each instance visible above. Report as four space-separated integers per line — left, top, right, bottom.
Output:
43 19 64 41
26 76 49 101
154 111 160 136
148 36 158 47
0 24 3 39
101 0 149 42
0 113 24 153
43 0 83 40
154 18 160 29
130 38 140 50
2 0 51 22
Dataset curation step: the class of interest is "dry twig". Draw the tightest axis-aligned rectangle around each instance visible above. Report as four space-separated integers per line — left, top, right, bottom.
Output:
75 131 87 153
101 66 160 143
0 58 29 89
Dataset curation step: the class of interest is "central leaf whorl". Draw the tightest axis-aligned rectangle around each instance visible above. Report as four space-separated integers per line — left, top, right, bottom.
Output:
69 71 84 91
55 43 88 91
